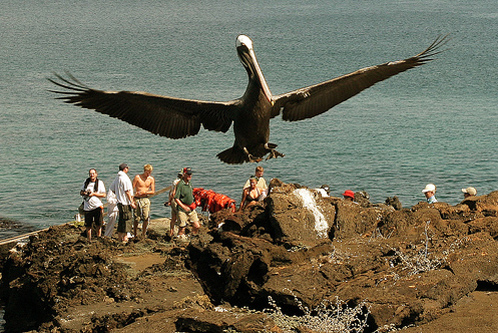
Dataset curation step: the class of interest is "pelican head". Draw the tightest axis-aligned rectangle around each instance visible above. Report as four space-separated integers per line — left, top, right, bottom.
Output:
236 35 255 70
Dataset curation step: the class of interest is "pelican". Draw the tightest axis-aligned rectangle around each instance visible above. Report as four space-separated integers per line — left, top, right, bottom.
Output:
49 35 447 164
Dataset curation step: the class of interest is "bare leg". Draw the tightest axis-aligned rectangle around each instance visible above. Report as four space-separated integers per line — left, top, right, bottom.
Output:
142 218 149 238
169 211 176 237
86 227 92 242
133 220 139 238
191 221 200 235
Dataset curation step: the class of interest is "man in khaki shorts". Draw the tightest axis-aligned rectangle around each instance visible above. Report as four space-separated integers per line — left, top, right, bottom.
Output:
174 167 200 237
132 164 155 238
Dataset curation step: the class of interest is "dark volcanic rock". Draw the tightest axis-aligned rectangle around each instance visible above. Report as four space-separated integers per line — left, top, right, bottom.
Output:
187 182 498 331
2 183 498 332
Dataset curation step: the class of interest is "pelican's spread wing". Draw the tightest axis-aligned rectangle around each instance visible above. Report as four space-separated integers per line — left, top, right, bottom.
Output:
272 35 448 121
49 73 235 139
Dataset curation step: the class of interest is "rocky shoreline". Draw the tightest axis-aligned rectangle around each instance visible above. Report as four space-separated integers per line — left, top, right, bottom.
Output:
1 179 497 332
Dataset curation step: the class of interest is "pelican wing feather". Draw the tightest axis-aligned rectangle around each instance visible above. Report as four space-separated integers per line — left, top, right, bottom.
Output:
273 35 448 121
48 73 234 139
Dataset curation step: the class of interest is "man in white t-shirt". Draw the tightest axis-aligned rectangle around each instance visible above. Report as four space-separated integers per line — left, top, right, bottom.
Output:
110 163 136 242
80 168 106 242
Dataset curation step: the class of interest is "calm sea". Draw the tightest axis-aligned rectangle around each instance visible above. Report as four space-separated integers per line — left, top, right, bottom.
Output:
0 0 497 238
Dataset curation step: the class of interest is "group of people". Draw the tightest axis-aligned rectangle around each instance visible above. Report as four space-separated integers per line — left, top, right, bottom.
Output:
80 164 270 242
80 163 479 243
422 183 477 204
80 163 155 242
80 163 203 243
315 182 478 205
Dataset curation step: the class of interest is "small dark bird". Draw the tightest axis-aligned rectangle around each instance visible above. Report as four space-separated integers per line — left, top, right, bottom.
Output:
49 35 447 164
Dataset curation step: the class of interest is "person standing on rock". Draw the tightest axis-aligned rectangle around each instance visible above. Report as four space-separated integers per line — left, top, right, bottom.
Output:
132 164 155 238
422 183 438 204
80 168 106 242
110 163 136 243
462 187 477 199
174 167 200 237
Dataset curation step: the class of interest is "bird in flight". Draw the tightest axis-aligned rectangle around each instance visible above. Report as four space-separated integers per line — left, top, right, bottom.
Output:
49 34 447 164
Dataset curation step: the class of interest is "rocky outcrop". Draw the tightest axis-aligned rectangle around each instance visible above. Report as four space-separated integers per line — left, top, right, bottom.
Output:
1 181 498 332
187 182 498 331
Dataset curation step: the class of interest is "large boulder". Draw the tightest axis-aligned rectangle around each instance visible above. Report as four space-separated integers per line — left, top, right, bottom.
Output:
266 180 336 245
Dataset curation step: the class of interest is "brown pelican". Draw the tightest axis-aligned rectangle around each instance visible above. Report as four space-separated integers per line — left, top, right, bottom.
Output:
49 35 447 164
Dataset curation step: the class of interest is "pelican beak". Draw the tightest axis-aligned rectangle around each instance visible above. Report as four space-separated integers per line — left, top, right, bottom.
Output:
237 35 273 104
250 49 273 104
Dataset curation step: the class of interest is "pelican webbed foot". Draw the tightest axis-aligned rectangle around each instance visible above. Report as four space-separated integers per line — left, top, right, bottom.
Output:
243 147 263 163
265 149 285 161
264 143 285 161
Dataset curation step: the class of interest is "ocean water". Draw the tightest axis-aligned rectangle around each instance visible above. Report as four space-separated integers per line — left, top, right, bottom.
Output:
0 0 497 237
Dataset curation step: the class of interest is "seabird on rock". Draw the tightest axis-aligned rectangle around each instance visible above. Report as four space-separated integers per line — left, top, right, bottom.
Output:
49 34 447 164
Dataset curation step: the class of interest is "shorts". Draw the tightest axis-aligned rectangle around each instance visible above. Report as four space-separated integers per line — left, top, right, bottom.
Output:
117 203 133 233
134 197 151 222
84 207 103 228
170 199 178 214
177 209 199 228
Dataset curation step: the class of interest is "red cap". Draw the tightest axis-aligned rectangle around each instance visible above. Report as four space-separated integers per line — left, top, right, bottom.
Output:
343 190 355 199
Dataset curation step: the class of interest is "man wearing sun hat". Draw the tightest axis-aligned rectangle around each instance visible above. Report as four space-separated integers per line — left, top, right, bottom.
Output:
174 167 201 237
422 183 438 204
462 187 477 199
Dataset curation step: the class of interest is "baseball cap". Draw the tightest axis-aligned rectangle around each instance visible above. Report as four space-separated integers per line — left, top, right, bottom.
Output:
119 163 128 171
422 183 436 193
343 190 355 199
462 187 477 196
183 167 193 175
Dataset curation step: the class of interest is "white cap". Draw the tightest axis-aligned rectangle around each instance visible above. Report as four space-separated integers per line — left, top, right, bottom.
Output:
422 183 436 193
462 187 477 196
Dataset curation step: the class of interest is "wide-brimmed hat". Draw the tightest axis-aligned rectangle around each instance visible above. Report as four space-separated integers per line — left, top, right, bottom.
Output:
462 187 477 196
422 183 436 193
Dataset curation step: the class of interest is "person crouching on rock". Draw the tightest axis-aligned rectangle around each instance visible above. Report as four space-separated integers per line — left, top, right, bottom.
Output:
239 177 262 211
174 167 200 237
80 168 106 242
